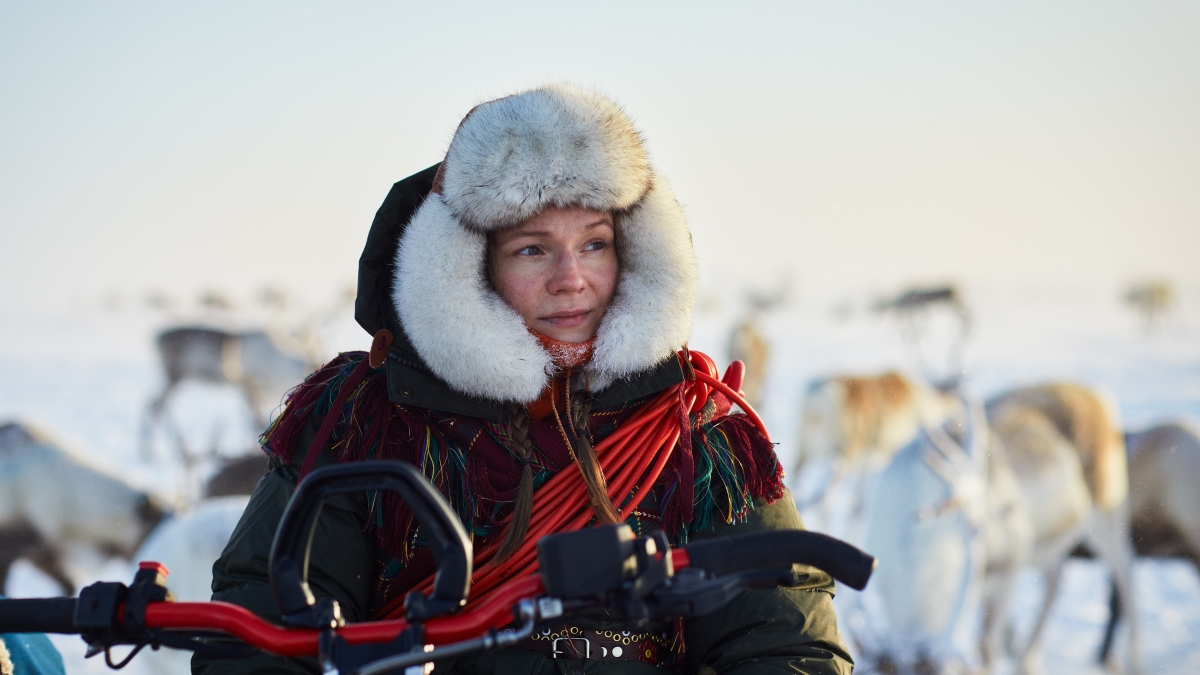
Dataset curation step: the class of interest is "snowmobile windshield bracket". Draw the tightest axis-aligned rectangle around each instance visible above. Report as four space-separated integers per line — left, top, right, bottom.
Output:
269 461 473 626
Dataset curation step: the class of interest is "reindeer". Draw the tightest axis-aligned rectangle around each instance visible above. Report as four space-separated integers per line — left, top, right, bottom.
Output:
1122 280 1174 332
855 384 1139 675
982 385 1140 675
796 372 939 472
793 371 962 540
0 422 170 595
139 326 315 491
140 285 350 464
876 285 972 389
795 286 970 536
1093 422 1200 664
1124 422 1200 564
727 281 788 410
202 453 270 498
728 320 769 410
145 327 313 430
131 494 250 675
857 392 995 675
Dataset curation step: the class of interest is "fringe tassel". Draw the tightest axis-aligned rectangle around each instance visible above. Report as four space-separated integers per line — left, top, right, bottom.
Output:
260 352 367 464
660 412 784 543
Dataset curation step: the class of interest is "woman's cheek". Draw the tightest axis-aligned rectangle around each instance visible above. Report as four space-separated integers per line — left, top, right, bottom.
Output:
513 270 549 321
590 255 619 305
494 263 536 317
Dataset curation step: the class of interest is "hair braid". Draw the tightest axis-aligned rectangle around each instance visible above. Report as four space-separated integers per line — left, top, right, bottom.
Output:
568 394 622 525
497 404 536 562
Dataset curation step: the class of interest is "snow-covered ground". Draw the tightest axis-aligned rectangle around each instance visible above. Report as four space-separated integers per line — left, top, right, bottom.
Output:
2 281 1198 674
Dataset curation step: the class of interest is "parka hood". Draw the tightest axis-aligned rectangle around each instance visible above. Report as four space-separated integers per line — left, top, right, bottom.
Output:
356 85 697 413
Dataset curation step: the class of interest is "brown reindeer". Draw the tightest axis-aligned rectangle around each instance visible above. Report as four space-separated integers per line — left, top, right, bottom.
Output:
797 372 923 471
985 384 1139 675
202 453 270 498
726 283 789 410
988 384 1130 511
1123 281 1174 332
728 318 770 410
1095 422 1200 664
1125 422 1200 563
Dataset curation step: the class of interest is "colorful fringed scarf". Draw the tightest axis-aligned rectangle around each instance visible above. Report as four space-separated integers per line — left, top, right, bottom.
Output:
261 351 784 614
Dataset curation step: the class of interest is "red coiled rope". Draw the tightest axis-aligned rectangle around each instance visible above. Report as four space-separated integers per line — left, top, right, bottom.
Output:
379 349 766 619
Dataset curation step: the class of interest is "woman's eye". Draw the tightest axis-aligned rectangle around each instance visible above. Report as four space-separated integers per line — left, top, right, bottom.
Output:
584 240 608 252
515 245 542 256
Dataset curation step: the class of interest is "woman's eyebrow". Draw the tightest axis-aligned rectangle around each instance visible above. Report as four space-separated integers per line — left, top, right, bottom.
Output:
500 219 612 244
499 229 551 242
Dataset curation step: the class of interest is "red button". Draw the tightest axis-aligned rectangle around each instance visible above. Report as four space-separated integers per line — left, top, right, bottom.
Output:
138 561 170 577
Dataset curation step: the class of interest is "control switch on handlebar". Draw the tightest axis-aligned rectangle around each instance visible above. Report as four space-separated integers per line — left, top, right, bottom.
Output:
538 525 638 599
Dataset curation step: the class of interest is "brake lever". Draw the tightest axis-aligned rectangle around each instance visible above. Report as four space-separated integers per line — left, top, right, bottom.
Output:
641 567 799 621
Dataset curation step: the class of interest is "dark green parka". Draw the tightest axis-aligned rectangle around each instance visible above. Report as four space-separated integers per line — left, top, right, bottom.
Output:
194 157 854 672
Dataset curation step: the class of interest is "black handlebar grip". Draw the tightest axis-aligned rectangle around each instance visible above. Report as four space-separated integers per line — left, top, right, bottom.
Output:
684 530 876 591
269 461 473 620
0 597 78 633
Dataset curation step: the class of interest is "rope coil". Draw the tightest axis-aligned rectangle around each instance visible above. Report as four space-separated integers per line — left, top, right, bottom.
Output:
380 349 768 618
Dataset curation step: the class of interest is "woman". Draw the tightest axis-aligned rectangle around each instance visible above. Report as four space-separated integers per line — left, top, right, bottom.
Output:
194 85 852 675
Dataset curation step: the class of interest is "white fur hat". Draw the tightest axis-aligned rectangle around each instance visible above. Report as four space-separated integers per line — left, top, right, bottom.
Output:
393 85 698 404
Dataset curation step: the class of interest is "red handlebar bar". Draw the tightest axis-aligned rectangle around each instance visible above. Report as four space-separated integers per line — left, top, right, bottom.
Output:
144 602 319 658
143 552 692 657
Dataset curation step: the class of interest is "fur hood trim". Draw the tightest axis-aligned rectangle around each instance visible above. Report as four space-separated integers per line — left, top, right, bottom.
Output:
393 87 697 404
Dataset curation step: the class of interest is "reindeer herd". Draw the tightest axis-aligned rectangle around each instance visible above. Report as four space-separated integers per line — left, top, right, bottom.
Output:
1 322 303 611
1 288 1196 675
781 292 1199 675
795 374 1188 674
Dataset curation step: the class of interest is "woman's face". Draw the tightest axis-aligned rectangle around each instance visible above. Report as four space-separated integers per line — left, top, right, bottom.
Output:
489 206 618 343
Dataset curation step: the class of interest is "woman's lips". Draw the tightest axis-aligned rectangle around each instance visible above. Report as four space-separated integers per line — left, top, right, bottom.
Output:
540 310 590 327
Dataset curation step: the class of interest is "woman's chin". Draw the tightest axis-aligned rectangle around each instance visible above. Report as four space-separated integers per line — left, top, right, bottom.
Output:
535 323 596 344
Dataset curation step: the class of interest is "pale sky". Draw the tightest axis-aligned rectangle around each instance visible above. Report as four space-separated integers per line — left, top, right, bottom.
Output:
2 1 1197 312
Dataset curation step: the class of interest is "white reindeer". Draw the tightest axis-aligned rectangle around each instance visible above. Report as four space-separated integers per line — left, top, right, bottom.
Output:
132 495 250 675
140 327 313 505
856 392 995 675
144 327 313 433
0 422 170 595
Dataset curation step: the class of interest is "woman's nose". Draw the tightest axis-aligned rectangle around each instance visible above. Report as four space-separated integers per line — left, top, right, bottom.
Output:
548 251 587 294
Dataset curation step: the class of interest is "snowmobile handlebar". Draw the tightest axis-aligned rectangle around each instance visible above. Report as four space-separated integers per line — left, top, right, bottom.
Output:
0 597 77 633
0 461 876 674
269 461 473 626
683 530 875 591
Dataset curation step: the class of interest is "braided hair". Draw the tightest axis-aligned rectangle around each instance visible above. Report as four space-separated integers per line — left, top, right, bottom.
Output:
497 404 536 561
567 393 621 526
495 392 621 562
